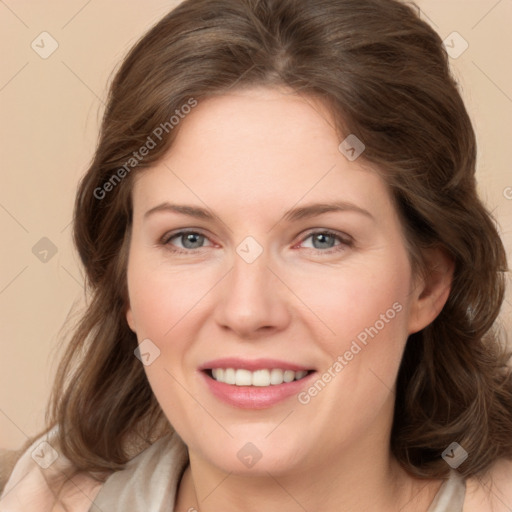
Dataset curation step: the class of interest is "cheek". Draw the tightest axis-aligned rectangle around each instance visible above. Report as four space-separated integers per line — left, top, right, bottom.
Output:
331 269 412 405
289 258 412 425
285 253 412 360
127 255 213 340
126 256 221 400
340 270 410 350
126 259 211 426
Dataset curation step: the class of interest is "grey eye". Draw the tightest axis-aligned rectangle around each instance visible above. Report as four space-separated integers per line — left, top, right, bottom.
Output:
308 232 338 250
179 232 206 249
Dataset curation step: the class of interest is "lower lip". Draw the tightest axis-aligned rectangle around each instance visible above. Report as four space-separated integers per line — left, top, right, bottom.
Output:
200 371 316 409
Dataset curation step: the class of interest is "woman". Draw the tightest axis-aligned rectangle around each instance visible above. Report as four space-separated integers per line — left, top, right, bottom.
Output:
1 0 511 510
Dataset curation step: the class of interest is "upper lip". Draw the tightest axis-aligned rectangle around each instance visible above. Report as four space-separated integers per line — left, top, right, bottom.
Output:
199 358 314 372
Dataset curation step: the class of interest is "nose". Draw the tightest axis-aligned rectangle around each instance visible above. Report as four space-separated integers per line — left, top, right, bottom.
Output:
213 251 292 339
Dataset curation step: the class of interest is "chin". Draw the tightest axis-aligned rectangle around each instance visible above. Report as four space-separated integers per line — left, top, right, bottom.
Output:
192 434 311 476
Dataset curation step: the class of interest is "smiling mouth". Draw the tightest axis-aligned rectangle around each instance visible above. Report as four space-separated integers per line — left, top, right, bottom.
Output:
205 368 314 387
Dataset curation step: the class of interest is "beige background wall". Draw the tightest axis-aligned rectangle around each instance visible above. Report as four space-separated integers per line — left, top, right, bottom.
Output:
1 0 511 450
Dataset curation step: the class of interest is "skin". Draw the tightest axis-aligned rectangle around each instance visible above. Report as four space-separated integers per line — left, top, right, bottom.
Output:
125 86 455 512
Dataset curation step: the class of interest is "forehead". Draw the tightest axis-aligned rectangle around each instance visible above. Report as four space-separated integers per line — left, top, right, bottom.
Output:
131 86 393 222
169 86 340 163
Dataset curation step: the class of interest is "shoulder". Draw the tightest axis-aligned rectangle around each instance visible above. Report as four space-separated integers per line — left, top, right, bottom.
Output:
0 429 104 512
0 448 23 495
463 458 512 512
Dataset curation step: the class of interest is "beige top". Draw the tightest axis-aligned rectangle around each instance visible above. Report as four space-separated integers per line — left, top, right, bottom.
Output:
0 428 466 511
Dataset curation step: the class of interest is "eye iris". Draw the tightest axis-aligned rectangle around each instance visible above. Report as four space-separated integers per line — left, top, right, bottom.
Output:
313 233 336 249
182 232 204 249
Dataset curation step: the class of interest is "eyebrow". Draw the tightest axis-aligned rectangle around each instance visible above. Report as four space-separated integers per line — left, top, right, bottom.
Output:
282 201 374 222
143 201 374 222
144 203 215 220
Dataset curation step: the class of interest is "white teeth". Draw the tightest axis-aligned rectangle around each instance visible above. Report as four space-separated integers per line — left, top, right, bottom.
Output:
224 368 236 384
269 368 284 385
235 369 252 386
210 368 310 386
283 370 295 383
252 369 270 387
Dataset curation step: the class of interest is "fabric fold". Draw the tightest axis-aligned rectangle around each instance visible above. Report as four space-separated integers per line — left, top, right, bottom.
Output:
89 433 189 512
427 470 466 512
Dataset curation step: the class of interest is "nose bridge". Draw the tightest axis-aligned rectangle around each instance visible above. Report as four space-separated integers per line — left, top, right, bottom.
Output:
232 246 272 297
213 242 290 336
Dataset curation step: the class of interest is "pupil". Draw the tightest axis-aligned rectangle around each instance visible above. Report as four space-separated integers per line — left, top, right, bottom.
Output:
184 233 203 249
314 233 334 249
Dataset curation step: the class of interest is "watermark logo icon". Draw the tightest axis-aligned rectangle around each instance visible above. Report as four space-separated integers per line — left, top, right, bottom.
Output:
338 134 365 161
237 442 262 468
134 338 161 366
31 32 59 59
236 236 263 264
443 32 468 59
31 441 59 469
442 442 468 468
32 237 58 263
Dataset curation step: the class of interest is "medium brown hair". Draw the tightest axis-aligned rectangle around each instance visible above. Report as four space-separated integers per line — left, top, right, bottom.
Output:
18 0 512 484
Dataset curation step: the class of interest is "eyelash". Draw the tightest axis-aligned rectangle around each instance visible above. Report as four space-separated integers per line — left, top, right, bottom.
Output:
159 229 353 256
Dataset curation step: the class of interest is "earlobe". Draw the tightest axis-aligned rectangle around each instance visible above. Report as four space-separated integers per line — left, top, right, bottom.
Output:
408 247 454 335
126 307 136 332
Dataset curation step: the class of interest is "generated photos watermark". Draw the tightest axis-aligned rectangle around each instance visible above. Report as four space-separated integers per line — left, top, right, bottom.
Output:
134 338 161 366
93 98 198 200
442 441 468 469
298 301 403 404
31 441 59 469
237 442 263 468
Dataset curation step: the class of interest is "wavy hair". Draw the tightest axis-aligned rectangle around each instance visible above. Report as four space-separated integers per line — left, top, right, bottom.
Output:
15 0 512 484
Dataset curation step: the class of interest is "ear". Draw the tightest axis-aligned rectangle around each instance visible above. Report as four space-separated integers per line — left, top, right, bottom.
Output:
408 247 454 334
126 305 137 333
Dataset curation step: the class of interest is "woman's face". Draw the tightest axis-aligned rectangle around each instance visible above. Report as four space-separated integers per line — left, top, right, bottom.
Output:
126 86 431 476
